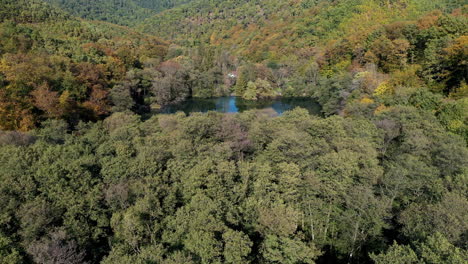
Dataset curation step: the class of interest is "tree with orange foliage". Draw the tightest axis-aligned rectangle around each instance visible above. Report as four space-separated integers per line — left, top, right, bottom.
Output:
71 62 109 93
31 83 62 118
441 36 468 94
82 87 110 118
368 36 410 72
0 54 53 87
0 89 35 131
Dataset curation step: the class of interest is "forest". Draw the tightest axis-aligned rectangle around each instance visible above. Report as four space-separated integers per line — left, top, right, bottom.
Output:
0 0 467 263
42 0 194 26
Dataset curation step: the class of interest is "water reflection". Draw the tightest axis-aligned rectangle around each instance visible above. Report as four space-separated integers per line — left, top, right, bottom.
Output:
159 96 321 115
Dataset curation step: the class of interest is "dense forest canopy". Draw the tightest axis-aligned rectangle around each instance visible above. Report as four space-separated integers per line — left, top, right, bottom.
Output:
0 0 170 131
0 0 467 263
43 0 195 26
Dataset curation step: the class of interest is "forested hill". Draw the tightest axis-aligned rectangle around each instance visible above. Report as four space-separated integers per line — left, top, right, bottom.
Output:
137 0 468 143
0 0 169 131
0 0 70 23
138 0 287 41
43 0 195 26
0 0 467 140
0 0 467 264
139 0 466 56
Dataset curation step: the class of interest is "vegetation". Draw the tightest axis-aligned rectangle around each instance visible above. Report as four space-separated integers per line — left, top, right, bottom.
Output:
0 0 467 263
140 0 468 95
44 0 195 26
1 107 466 263
0 0 171 131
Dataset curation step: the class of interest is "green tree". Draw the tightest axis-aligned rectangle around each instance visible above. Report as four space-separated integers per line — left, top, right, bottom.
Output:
222 229 252 264
235 64 256 96
0 233 22 264
243 81 258 100
371 233 468 264
370 242 419 264
261 234 320 264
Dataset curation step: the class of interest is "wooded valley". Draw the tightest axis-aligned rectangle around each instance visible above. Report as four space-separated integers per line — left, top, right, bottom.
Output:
0 0 466 263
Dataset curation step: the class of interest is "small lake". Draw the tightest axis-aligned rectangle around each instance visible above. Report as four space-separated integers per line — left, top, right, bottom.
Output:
159 96 321 115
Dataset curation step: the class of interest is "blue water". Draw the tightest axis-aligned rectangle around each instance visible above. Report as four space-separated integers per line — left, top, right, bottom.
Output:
160 96 321 115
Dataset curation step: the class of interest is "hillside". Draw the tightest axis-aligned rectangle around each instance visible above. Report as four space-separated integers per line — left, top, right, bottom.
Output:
1 0 466 136
0 0 70 23
139 0 465 40
136 0 468 141
0 1 467 264
139 0 467 60
0 0 169 130
43 0 195 26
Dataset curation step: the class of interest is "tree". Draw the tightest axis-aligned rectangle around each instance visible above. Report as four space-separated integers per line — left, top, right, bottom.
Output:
222 229 252 264
31 83 62 118
0 233 22 264
261 235 320 264
371 233 468 264
152 61 190 105
27 230 87 264
235 63 256 96
254 78 275 98
110 84 135 112
399 192 468 245
243 81 258 100
368 36 410 72
370 242 419 264
163 193 225 263
438 34 468 93
416 233 467 264
17 198 57 244
82 86 110 118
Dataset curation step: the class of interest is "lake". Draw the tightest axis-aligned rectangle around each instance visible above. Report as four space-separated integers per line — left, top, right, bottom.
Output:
159 96 321 115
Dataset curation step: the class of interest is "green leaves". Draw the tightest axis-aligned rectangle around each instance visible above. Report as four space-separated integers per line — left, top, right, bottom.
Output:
371 233 468 264
261 234 320 264
0 233 22 264
222 229 252 264
370 242 419 264
0 100 466 263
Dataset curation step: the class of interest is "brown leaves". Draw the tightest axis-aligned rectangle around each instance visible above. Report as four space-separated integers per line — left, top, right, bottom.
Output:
417 10 442 30
0 53 53 87
27 230 87 264
158 60 182 76
258 204 299 236
31 83 62 118
82 87 110 117
0 89 35 131
71 62 109 91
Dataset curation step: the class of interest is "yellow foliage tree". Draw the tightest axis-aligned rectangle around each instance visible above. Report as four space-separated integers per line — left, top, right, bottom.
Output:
374 81 393 97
